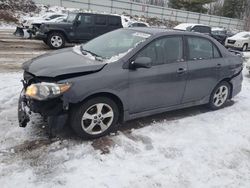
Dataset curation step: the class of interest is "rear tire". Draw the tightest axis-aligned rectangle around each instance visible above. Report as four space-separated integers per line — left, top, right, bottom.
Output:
47 32 65 49
70 97 119 139
208 81 231 110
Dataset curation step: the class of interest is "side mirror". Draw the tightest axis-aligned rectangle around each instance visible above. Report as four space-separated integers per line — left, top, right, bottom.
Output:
130 57 152 69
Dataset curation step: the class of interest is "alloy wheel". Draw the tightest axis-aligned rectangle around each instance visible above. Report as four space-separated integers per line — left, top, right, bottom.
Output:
213 85 229 107
81 103 114 135
51 35 63 48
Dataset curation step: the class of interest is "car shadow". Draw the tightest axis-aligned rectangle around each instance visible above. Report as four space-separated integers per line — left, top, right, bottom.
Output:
55 100 235 139
120 100 235 133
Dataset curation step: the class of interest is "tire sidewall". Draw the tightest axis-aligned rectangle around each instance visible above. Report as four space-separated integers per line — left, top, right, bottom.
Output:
47 32 65 49
70 97 119 139
209 81 231 110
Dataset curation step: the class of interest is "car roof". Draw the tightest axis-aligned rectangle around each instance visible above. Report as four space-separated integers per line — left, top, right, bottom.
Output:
76 12 120 17
126 27 207 37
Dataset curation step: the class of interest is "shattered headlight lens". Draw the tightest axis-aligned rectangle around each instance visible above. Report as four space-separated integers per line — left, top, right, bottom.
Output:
25 82 71 100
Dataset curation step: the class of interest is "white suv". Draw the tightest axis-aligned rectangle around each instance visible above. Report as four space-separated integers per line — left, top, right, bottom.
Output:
225 32 250 51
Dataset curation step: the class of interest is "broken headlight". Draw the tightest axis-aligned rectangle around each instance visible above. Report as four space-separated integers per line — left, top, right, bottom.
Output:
25 82 71 101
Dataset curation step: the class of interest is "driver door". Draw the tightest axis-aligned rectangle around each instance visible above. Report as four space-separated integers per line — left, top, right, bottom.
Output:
128 36 188 114
75 14 94 41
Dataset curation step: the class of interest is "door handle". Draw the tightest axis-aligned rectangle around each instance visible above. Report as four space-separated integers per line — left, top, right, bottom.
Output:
177 68 187 74
216 63 222 69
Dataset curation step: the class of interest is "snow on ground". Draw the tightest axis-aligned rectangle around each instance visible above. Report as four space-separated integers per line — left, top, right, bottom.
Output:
0 69 250 188
0 23 16 30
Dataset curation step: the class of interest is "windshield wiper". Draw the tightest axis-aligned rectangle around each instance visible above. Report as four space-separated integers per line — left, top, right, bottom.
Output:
80 46 104 61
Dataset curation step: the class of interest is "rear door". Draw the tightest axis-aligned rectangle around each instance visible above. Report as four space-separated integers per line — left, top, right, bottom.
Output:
182 36 223 103
128 36 188 114
75 14 94 41
94 15 108 38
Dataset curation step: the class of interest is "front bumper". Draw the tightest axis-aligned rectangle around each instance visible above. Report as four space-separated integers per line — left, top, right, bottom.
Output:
18 89 68 129
225 43 243 50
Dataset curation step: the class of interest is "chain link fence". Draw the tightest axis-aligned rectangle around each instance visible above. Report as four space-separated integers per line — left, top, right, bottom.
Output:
34 0 245 30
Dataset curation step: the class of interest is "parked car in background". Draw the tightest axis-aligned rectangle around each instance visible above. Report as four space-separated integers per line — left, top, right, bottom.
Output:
31 14 67 34
128 21 149 27
21 13 66 29
35 12 123 49
14 13 67 38
174 23 211 35
211 27 234 45
18 28 243 139
225 32 250 51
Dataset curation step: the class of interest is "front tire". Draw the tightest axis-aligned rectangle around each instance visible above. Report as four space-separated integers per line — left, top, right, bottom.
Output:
47 32 65 49
242 44 248 51
208 81 231 110
70 97 119 139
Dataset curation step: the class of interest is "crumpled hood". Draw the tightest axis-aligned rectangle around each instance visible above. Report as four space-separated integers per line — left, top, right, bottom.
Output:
22 47 106 77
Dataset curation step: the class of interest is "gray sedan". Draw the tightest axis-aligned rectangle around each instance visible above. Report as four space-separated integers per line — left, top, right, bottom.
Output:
18 28 243 139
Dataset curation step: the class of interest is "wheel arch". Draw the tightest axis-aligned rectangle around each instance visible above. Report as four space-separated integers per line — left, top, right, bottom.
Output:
71 92 125 122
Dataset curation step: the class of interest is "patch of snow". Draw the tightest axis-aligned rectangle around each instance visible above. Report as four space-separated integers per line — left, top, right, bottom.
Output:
72 45 95 61
0 68 250 187
105 49 133 63
212 27 225 31
0 23 16 30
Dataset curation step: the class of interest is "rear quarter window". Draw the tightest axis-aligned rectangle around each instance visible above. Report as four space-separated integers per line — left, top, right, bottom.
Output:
108 16 121 26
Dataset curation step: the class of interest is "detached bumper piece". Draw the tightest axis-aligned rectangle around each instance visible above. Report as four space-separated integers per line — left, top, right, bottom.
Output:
17 88 69 137
18 91 30 128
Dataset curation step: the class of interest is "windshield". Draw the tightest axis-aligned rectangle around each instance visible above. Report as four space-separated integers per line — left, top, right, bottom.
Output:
66 13 77 22
81 29 151 60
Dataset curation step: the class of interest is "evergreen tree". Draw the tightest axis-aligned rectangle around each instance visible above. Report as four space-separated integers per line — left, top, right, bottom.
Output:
168 0 215 13
222 0 246 19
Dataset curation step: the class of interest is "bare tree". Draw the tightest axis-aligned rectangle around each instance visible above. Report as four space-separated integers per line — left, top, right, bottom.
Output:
244 0 250 30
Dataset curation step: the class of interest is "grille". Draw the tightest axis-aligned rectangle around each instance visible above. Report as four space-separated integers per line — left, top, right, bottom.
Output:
228 40 236 44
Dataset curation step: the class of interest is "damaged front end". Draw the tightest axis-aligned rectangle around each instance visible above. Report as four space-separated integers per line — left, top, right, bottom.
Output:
18 71 69 132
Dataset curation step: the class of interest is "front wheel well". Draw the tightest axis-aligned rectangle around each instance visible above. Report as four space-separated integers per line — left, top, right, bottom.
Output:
71 92 124 123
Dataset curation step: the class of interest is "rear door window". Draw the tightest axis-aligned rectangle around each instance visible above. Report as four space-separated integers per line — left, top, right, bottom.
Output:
95 15 107 25
78 15 93 25
187 37 220 60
